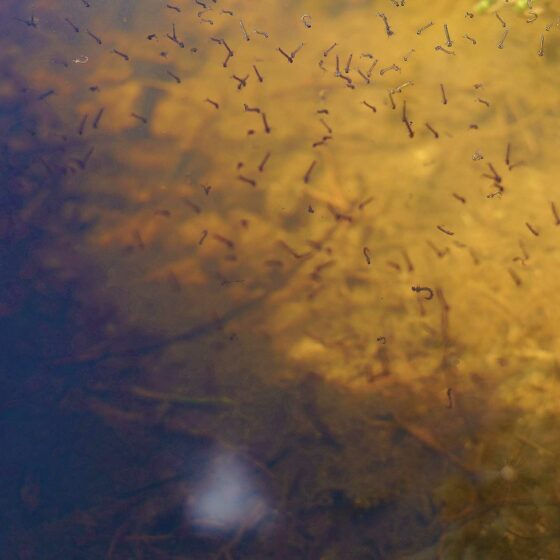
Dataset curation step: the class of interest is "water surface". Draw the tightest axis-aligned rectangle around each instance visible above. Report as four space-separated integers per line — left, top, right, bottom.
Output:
2 1 560 558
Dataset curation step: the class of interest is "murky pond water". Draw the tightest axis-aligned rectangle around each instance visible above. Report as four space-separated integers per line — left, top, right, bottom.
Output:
2 0 560 558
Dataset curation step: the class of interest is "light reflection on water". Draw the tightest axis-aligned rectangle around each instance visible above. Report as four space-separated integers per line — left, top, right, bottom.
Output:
186 450 272 537
2 0 560 558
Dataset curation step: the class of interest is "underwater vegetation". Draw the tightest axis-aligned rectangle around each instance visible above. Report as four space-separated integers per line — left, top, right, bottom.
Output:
2 0 560 558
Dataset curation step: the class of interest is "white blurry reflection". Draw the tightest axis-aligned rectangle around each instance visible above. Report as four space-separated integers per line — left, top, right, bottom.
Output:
185 450 272 537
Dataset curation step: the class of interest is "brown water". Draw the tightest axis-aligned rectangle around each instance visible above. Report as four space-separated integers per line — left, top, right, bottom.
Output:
2 0 560 558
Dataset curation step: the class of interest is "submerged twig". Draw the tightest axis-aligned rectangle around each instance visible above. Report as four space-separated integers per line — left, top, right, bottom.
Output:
130 386 234 407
